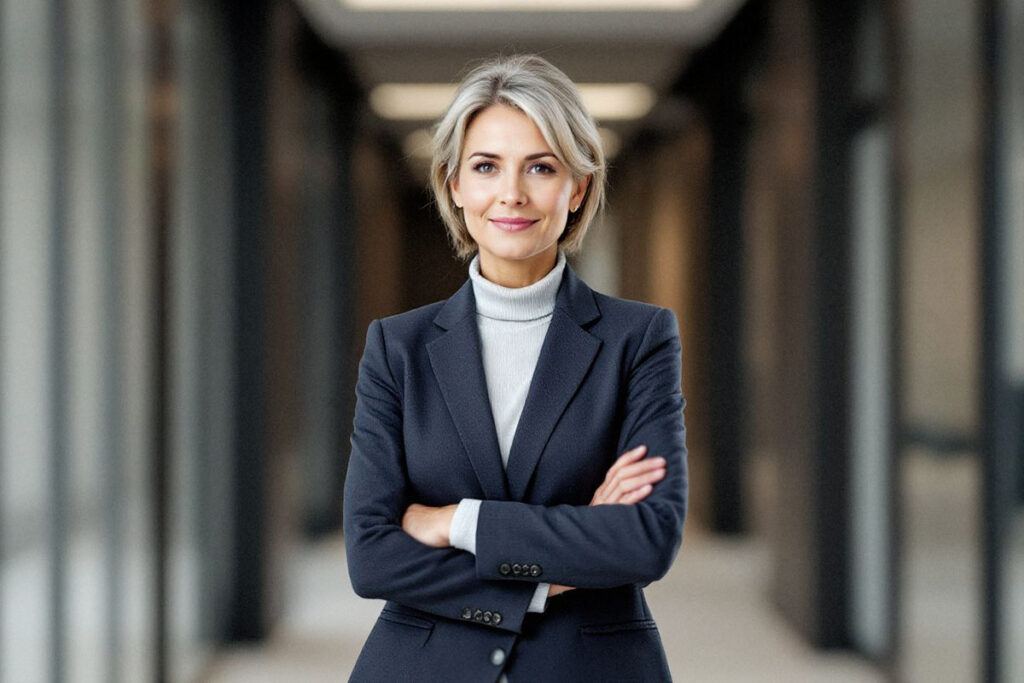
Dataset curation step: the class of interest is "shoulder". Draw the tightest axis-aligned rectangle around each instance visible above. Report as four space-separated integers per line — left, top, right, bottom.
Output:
590 291 679 338
361 301 449 362
376 300 447 336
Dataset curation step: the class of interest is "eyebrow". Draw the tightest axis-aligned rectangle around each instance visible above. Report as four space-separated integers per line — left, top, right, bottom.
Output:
467 152 557 161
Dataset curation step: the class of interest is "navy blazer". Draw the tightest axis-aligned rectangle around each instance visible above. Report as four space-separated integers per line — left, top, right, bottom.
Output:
344 264 687 682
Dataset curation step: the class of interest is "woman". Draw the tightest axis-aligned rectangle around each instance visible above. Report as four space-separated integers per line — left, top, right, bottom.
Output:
344 54 687 682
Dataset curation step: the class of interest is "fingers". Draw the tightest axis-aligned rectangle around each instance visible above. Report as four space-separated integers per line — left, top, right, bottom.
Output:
609 457 665 486
591 446 646 502
603 445 647 481
591 445 667 505
599 461 665 504
612 463 666 496
619 484 653 504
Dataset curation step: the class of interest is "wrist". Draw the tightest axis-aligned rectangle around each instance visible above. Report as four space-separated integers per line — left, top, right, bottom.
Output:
439 504 457 546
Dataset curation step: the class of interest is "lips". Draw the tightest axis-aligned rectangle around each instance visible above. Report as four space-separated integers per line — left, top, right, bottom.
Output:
490 217 537 232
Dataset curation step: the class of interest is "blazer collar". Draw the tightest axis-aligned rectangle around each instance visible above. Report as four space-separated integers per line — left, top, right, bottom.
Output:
432 261 601 331
427 263 603 501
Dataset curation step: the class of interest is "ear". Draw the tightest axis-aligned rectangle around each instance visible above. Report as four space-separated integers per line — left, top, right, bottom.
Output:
571 175 591 210
450 173 463 209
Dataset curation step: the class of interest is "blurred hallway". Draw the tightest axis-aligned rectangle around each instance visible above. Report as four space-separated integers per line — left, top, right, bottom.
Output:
2 0 1023 681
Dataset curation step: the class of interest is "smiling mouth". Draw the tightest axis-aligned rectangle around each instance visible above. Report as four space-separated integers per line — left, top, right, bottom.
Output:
490 218 537 232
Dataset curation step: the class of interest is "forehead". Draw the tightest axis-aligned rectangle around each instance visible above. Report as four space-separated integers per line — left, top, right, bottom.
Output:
461 104 552 156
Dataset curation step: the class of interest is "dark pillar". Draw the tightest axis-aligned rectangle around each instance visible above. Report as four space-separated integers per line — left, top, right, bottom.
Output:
48 0 72 679
758 0 899 655
146 0 177 678
673 0 767 535
296 29 360 535
979 0 1022 680
224 0 271 641
809 0 857 647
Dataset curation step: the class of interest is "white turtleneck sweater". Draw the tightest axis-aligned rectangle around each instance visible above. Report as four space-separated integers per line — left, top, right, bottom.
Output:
448 249 567 613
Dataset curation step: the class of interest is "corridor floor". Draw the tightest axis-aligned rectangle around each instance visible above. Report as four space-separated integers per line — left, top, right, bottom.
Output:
203 530 881 682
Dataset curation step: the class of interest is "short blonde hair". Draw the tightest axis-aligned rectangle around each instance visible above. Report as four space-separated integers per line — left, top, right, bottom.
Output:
430 54 606 259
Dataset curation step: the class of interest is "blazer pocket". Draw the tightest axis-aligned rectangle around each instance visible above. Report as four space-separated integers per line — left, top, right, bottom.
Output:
349 609 436 682
379 608 434 630
579 619 671 682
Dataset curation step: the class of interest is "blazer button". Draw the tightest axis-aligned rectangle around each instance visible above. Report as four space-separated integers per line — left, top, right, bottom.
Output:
512 563 522 576
490 648 506 666
529 564 542 577
483 611 493 624
461 607 473 620
499 563 511 576
473 609 483 622
492 611 502 625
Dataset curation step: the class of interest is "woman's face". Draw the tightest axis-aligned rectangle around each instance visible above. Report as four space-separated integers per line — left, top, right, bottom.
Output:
451 104 588 288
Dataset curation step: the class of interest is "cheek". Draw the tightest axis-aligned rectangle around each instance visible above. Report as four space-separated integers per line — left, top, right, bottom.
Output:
548 182 575 208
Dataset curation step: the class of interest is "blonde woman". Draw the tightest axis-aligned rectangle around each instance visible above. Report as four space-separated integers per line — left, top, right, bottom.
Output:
345 54 687 682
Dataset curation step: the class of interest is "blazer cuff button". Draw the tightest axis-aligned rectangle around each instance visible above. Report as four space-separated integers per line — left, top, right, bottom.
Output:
499 563 511 576
461 607 473 620
473 609 484 622
492 612 502 625
530 564 542 577
512 563 522 576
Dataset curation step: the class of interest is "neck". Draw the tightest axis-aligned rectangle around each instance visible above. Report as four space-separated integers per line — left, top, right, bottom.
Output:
477 248 558 288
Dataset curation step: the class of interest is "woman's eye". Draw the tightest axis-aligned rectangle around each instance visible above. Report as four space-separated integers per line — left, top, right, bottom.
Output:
472 161 496 173
528 163 555 174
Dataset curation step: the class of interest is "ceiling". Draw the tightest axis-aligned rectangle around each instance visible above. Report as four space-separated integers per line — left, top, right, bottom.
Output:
295 0 746 164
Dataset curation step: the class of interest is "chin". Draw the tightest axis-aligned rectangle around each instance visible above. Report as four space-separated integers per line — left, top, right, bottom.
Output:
487 244 550 262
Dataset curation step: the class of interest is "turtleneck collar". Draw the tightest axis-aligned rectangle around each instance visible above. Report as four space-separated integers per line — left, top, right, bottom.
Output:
468 250 566 322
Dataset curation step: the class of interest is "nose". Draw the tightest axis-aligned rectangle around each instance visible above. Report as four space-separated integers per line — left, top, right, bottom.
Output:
499 172 527 206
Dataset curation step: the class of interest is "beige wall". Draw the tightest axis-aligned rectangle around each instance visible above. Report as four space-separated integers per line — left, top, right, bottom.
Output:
902 0 980 434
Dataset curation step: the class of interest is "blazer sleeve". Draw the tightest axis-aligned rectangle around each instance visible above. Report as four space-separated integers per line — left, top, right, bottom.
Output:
343 319 536 633
473 307 688 589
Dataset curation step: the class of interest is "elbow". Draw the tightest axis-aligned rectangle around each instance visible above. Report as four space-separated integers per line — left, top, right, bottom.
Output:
649 534 683 582
346 557 374 598
633 536 681 584
346 539 384 599
636 505 685 583
343 523 387 599
348 568 381 600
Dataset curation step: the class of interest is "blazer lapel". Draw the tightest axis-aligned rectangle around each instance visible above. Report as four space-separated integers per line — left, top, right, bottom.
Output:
505 266 602 500
427 282 510 501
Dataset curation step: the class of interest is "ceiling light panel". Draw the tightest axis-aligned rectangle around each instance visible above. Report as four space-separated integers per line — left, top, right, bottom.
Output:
370 84 457 121
343 0 701 10
370 83 656 121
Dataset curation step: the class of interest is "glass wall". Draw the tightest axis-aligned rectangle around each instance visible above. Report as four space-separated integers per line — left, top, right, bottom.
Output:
899 0 982 680
986 0 1024 680
1 0 156 680
1 0 55 678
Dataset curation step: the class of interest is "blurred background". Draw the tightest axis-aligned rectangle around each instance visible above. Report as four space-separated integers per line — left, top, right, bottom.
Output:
1 0 1023 681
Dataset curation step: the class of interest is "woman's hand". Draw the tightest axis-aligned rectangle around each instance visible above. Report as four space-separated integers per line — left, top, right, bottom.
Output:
548 583 575 598
590 445 665 506
401 503 458 548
